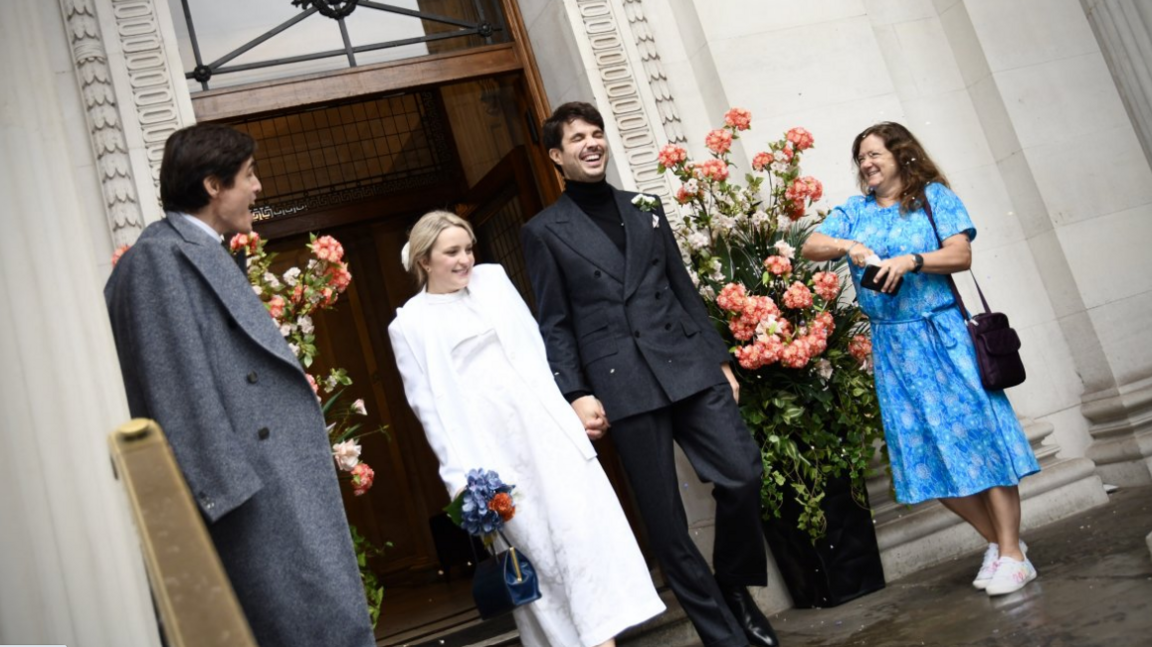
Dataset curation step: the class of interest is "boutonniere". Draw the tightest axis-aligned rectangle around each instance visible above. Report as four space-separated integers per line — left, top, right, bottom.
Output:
631 194 661 228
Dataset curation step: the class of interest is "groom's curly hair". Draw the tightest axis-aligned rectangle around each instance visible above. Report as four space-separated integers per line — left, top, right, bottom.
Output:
542 102 606 160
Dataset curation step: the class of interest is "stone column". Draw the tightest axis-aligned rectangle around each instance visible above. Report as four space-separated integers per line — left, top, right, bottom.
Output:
1083 0 1152 170
0 2 161 645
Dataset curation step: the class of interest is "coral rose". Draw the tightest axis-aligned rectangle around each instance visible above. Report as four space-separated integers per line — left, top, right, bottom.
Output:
786 127 815 151
351 463 375 496
783 282 814 309
326 262 352 292
763 255 793 276
488 492 516 522
312 235 344 263
267 294 286 320
724 107 752 131
812 271 840 302
111 244 130 267
717 283 748 312
692 159 729 183
849 334 873 362
752 152 772 172
658 144 688 169
705 128 734 155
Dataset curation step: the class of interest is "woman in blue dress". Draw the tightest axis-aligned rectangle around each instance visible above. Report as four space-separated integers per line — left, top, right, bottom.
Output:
802 122 1040 596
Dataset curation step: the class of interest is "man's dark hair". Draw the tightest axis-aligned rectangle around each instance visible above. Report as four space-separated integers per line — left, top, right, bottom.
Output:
542 102 606 153
160 124 256 214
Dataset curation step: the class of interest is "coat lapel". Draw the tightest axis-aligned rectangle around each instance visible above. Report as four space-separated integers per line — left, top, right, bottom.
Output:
618 189 654 300
545 194 626 283
167 216 302 371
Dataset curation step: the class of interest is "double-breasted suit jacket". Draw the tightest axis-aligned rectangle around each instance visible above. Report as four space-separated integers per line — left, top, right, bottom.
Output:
520 188 731 420
105 214 373 647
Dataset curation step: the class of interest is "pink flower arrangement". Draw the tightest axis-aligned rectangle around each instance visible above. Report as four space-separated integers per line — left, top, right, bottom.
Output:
724 107 752 131
849 335 873 363
705 128 734 155
230 232 261 254
351 463 375 496
267 294 286 320
306 373 320 395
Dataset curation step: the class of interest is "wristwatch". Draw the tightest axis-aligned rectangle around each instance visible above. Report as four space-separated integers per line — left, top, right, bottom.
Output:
911 253 924 273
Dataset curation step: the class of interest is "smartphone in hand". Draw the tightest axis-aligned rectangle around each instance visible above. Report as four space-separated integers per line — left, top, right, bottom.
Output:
861 261 903 295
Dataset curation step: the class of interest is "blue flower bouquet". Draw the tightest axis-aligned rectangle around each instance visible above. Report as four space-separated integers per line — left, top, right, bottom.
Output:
445 468 517 537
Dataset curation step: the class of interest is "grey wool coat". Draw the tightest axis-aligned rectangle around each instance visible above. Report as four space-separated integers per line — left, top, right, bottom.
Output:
105 214 374 647
520 188 732 421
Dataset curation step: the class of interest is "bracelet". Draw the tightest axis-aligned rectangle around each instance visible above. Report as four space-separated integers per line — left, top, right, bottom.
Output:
844 241 860 256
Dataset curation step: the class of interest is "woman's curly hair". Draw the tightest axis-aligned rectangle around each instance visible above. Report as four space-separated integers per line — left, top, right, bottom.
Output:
851 122 949 214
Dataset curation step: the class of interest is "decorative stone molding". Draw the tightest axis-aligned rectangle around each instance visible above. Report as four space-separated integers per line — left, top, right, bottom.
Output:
1083 0 1152 170
569 0 678 203
620 0 686 146
60 0 143 246
108 0 189 200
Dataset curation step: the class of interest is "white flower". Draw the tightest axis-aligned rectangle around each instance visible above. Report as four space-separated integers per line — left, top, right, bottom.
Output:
332 440 362 472
279 322 293 337
756 315 784 338
282 267 301 287
288 343 300 357
815 358 834 381
684 179 700 195
714 214 738 232
687 231 710 251
351 398 367 416
771 160 790 174
298 315 315 335
688 269 700 287
263 272 281 289
631 194 660 212
699 284 716 300
252 284 263 296
324 374 339 393
773 240 796 259
751 210 770 227
777 214 793 231
307 259 318 271
708 258 725 282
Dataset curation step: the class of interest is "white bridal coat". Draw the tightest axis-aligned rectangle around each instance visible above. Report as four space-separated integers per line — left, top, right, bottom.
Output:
389 264 664 647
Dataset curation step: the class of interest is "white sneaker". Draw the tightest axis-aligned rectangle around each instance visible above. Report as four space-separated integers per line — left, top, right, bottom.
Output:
973 540 1028 590
985 556 1037 596
972 543 999 589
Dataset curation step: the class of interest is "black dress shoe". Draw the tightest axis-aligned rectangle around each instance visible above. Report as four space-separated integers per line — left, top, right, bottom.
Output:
720 584 780 647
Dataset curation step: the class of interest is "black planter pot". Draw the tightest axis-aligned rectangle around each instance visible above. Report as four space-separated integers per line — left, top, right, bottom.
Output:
762 474 886 608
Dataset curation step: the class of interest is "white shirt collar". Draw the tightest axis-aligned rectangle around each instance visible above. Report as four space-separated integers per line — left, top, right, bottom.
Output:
175 212 224 244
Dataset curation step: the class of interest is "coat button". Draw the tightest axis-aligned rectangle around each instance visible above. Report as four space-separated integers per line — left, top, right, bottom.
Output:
665 323 672 331
258 427 270 440
226 317 238 330
594 270 602 278
655 292 662 300
651 258 659 266
247 371 258 384
634 330 641 338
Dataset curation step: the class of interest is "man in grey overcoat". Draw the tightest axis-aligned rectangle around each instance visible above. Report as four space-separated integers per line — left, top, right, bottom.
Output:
105 124 374 646
521 102 780 647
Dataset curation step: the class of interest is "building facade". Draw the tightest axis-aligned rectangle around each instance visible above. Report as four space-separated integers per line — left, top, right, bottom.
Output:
2 1 1150 644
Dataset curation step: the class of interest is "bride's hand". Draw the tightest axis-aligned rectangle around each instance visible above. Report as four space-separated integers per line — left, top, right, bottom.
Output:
572 395 609 440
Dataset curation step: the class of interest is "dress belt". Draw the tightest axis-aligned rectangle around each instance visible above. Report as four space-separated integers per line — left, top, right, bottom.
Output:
869 304 962 349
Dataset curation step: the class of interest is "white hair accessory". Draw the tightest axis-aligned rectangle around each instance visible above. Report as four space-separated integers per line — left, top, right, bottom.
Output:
400 242 412 271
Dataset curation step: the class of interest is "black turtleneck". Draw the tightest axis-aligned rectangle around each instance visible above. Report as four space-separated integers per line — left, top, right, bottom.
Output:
565 179 626 253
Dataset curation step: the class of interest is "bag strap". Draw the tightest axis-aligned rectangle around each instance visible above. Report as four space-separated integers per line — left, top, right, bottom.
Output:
922 195 990 319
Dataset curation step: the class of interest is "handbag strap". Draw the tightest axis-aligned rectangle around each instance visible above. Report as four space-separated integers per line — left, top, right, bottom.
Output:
921 195 991 319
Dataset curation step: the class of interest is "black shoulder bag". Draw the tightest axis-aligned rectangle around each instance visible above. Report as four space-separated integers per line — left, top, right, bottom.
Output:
923 200 1026 390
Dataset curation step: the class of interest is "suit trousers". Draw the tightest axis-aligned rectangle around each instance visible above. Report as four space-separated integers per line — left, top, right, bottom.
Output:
609 383 768 647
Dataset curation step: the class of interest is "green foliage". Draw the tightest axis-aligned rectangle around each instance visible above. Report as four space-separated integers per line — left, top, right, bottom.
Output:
349 524 391 628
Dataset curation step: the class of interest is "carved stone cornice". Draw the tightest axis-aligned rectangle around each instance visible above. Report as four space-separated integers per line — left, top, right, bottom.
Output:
570 0 679 203
60 0 143 246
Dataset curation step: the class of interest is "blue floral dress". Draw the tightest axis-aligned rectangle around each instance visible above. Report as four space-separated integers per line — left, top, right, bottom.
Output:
817 183 1039 504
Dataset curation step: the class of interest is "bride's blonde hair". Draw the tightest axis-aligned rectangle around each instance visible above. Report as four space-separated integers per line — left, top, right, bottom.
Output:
405 210 475 289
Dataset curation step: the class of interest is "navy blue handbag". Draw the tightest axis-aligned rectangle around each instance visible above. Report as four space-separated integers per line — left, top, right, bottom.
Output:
471 532 542 619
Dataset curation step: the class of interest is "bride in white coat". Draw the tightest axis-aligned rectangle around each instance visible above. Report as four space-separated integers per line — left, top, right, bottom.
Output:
388 211 665 647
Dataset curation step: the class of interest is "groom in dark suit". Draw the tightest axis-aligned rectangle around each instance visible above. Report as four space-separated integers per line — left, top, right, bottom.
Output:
521 102 780 647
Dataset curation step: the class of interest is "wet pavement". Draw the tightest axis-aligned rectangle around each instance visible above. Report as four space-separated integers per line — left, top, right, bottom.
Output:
769 485 1152 646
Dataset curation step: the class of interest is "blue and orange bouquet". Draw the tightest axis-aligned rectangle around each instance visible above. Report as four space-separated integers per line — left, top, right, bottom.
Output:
446 469 517 537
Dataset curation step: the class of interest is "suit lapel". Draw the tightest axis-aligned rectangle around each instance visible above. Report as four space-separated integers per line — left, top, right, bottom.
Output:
546 194 626 283
618 189 654 300
167 216 302 371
